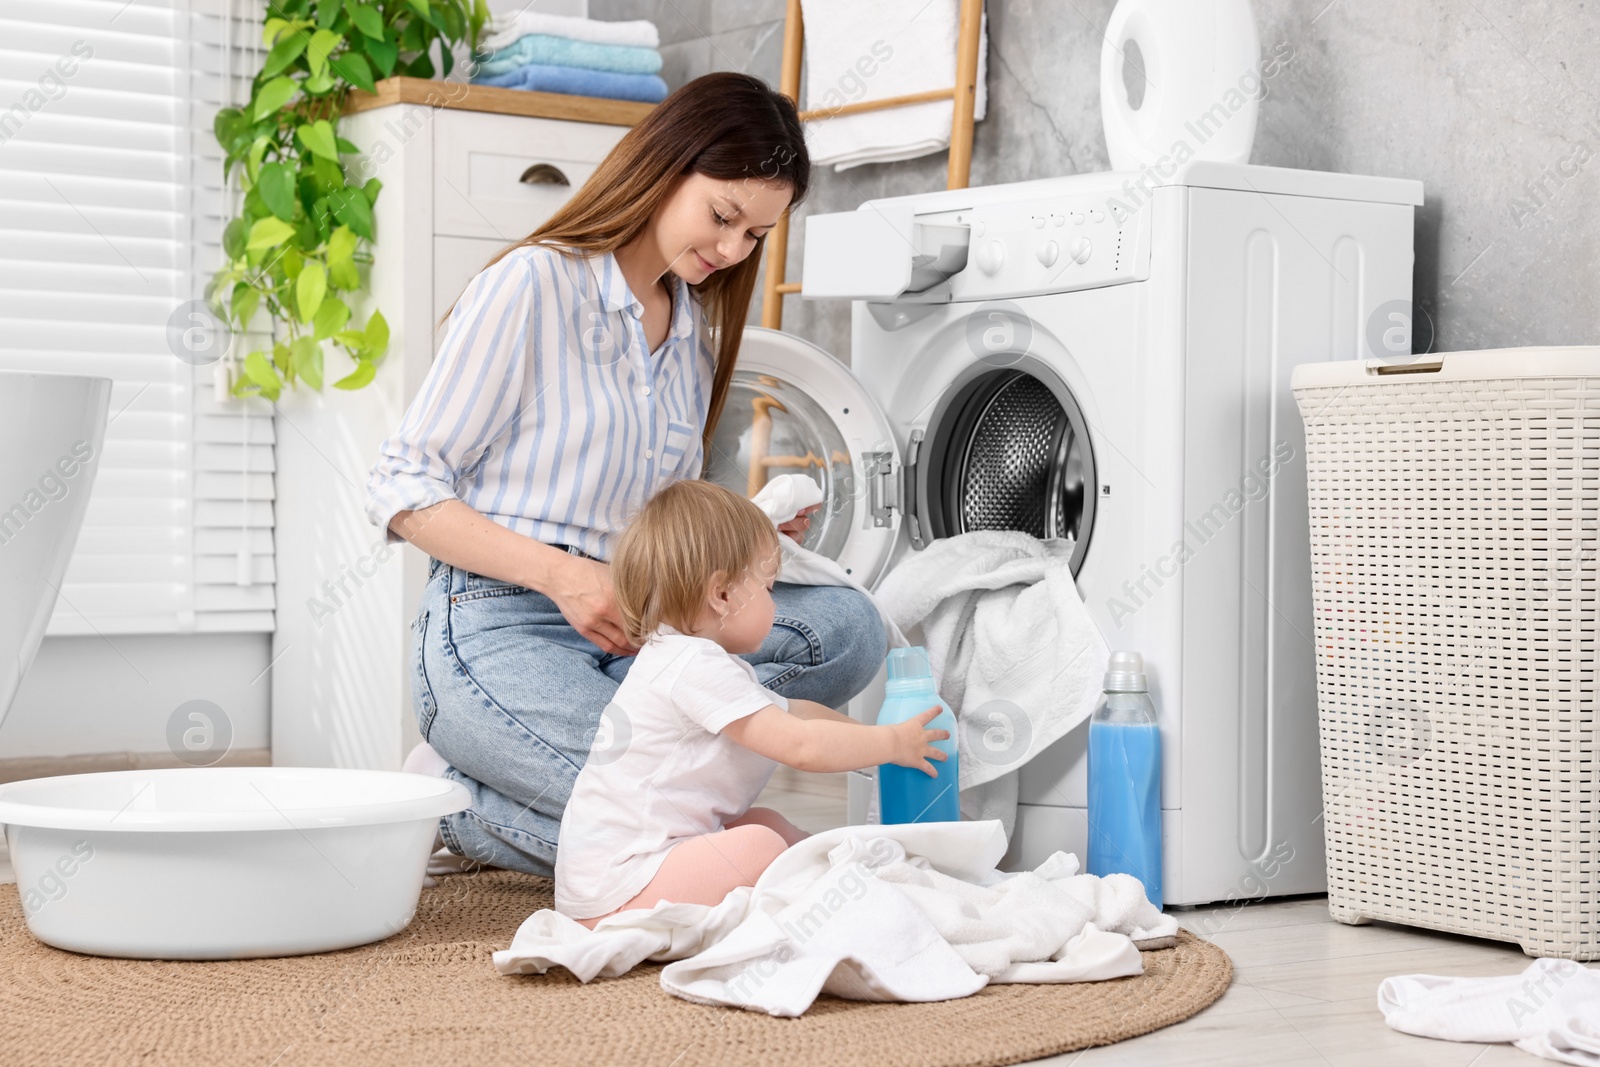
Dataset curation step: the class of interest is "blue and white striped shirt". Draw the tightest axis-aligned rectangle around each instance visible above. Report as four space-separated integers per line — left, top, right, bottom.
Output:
364 245 716 561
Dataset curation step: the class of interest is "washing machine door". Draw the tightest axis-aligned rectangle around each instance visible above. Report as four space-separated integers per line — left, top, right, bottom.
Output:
704 327 900 589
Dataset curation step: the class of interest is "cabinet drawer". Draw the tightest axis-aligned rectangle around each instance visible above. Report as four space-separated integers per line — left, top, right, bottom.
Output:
433 235 510 328
433 109 627 240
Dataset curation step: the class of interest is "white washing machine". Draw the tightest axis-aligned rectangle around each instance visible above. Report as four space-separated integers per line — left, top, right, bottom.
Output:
706 161 1424 906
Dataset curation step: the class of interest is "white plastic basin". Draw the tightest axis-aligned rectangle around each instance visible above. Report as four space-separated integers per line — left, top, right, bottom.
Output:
0 766 471 959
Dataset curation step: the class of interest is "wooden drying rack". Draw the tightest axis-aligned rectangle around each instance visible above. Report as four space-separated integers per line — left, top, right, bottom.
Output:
759 0 984 330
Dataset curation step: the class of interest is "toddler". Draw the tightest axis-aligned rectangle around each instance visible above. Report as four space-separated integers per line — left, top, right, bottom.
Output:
555 479 948 928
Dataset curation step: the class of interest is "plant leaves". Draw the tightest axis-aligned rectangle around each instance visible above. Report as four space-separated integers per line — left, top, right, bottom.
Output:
260 30 310 78
304 66 337 94
244 350 282 401
407 0 431 14
252 76 298 121
404 50 435 79
364 308 390 358
262 18 290 45
325 224 358 264
246 216 296 252
329 256 361 290
213 107 246 146
231 283 261 329
333 359 376 390
329 50 377 94
327 187 374 240
313 294 351 338
343 0 385 39
223 216 249 260
360 176 382 206
273 341 293 374
364 32 399 76
291 335 324 390
295 119 339 160
307 29 341 78
257 162 297 221
297 262 327 322
310 154 346 191
315 0 341 30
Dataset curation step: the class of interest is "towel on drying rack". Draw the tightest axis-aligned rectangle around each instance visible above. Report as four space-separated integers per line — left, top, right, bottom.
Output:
473 34 663 78
471 63 669 104
799 0 989 171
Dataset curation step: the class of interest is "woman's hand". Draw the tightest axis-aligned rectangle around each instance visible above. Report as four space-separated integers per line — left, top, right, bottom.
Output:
777 503 822 541
548 555 638 657
887 706 951 778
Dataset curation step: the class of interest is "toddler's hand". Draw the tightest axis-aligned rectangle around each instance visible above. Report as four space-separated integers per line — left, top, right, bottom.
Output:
888 706 950 778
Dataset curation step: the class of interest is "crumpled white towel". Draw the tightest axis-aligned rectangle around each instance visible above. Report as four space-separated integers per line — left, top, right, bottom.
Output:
492 820 1177 1016
1379 958 1600 1065
874 531 1110 840
800 0 988 171
749 474 909 649
481 12 659 54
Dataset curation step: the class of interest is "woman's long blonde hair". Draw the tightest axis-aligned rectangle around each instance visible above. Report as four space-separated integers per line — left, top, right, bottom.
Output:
439 72 810 451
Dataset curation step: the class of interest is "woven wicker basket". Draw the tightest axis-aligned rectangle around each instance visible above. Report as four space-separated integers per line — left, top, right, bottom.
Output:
1293 347 1600 960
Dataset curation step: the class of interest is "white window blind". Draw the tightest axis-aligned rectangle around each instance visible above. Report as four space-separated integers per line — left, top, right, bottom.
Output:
0 0 276 635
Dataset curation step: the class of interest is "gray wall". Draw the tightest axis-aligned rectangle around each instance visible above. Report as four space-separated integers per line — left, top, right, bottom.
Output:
593 0 1600 361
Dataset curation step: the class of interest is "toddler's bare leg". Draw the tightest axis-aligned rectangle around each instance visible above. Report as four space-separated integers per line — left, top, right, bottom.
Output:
726 805 812 847
576 823 788 929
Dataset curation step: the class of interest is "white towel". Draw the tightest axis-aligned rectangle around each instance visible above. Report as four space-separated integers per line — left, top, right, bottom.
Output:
1379 958 1600 1065
799 0 989 171
491 820 1178 1016
748 474 909 649
481 12 660 54
874 531 1110 840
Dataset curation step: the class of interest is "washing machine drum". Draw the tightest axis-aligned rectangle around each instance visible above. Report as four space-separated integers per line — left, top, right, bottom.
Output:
917 366 1096 576
937 371 1089 544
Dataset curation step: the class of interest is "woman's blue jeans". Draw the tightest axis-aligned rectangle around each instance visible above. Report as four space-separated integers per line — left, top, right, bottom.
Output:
412 555 888 877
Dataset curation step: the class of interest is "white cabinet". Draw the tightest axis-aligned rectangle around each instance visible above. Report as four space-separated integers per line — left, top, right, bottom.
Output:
270 88 636 770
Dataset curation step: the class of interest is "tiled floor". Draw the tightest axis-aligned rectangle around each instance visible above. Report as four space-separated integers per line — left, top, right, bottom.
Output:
755 770 1574 1067
0 773 1576 1065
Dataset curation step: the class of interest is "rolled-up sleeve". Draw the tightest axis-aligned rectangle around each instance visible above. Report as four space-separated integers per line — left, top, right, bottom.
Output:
364 251 535 542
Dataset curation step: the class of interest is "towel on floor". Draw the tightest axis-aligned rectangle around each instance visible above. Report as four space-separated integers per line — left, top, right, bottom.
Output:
472 63 669 104
492 820 1178 1016
482 12 659 54
799 0 989 171
1379 958 1600 1065
748 474 909 649
874 531 1110 840
474 34 663 78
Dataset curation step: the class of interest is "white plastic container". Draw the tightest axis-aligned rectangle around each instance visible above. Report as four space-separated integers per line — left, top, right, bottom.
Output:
1100 0 1261 172
0 766 471 960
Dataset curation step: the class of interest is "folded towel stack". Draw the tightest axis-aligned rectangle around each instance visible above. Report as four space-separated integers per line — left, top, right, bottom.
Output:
470 12 668 104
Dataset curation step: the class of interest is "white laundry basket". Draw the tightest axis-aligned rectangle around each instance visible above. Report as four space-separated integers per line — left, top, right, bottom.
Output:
1293 347 1600 960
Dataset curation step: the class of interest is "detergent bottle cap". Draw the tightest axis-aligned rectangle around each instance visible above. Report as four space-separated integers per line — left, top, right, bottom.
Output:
1103 651 1148 693
885 646 936 690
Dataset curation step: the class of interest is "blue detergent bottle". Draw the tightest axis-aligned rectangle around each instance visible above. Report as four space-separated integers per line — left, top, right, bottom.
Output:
876 647 961 824
1086 650 1164 909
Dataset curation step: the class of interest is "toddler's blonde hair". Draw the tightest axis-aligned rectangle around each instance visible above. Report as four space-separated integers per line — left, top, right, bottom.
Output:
612 479 781 645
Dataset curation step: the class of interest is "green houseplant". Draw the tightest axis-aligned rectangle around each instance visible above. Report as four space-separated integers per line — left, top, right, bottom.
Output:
209 0 488 399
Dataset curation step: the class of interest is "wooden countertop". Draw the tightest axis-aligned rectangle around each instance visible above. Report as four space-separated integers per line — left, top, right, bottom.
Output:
342 76 653 126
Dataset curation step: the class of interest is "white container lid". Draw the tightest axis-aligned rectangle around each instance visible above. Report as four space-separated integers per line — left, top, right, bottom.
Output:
0 766 471 832
1292 346 1600 391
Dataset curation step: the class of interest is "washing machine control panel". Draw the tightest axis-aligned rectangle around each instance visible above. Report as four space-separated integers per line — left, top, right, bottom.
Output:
930 191 1151 302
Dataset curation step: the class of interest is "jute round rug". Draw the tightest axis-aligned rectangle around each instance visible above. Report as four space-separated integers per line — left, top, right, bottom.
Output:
0 869 1230 1066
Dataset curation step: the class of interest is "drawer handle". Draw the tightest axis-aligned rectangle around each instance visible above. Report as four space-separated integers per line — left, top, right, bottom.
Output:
519 163 570 186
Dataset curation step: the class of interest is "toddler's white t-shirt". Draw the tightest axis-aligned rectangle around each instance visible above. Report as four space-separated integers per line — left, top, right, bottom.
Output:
554 625 788 920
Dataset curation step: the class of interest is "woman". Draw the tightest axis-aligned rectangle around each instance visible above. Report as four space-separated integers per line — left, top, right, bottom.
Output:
364 72 887 877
